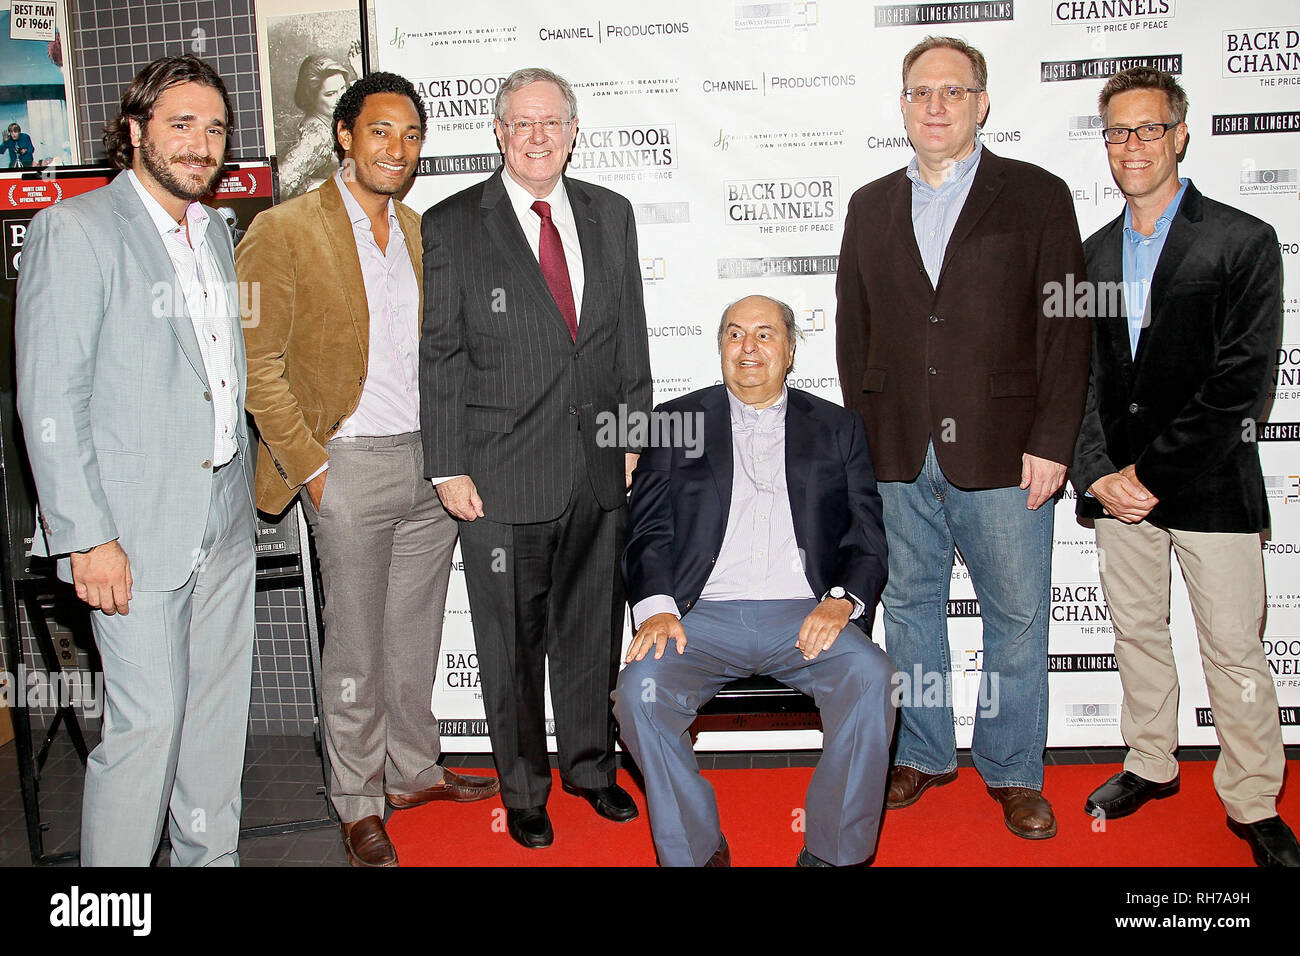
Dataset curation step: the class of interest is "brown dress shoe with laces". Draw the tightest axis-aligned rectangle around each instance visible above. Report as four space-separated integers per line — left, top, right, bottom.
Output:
987 786 1058 839
340 815 398 866
885 765 959 809
385 768 501 808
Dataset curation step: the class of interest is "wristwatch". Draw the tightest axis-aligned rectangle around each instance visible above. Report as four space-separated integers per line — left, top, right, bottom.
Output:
828 586 847 600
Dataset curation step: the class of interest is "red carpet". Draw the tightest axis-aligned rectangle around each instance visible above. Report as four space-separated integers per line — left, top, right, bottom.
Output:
386 760 1298 866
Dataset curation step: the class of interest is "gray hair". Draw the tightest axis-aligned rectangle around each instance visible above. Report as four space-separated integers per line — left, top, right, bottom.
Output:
494 67 578 122
717 295 802 372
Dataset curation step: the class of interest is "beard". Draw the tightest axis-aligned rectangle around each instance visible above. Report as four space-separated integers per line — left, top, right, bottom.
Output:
138 133 222 202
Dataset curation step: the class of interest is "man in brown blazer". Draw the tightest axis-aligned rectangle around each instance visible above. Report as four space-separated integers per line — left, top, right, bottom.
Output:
238 72 497 867
835 36 1090 839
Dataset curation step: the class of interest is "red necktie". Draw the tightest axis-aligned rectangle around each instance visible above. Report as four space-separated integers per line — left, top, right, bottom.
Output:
532 200 578 341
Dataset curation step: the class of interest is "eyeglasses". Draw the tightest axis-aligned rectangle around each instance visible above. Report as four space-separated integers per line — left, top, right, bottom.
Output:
503 119 573 136
1101 123 1178 144
902 87 984 104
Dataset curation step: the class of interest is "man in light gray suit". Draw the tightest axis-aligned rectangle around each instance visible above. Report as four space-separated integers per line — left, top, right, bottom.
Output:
15 56 256 866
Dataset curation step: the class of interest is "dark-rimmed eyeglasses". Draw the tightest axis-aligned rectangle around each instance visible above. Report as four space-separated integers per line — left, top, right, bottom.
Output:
902 87 984 104
1101 123 1178 145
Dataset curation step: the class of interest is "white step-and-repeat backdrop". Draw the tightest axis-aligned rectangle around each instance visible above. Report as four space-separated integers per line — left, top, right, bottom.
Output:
366 0 1299 750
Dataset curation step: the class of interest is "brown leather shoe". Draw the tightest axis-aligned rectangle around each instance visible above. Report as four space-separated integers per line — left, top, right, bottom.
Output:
885 765 959 809
386 769 501 808
705 834 730 867
340 815 398 867
988 786 1058 840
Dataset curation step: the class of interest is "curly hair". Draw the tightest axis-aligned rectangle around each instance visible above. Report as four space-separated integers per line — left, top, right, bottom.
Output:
332 71 427 161
101 55 234 170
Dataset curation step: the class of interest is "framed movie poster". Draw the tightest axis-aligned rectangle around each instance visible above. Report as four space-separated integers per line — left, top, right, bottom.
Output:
0 0 79 170
253 0 363 200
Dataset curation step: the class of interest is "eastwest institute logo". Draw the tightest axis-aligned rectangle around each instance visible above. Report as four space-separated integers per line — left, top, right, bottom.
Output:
735 2 821 31
874 2 1014 28
1041 53 1181 82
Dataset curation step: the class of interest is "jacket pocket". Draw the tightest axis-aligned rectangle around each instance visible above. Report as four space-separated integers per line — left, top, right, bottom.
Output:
96 449 145 483
464 404 516 434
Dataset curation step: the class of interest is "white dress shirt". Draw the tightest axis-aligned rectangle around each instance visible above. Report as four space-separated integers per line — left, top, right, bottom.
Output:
500 171 585 321
333 169 421 439
128 170 238 466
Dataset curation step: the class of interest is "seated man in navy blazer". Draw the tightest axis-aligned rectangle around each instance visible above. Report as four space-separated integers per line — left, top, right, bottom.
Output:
613 294 896 867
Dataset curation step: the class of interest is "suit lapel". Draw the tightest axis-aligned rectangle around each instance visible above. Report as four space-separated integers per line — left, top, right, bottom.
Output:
1136 186 1200 372
567 177 603 344
480 169 574 340
395 204 424 335
110 172 208 384
701 388 733 517
939 149 1006 281
783 390 816 546
887 172 927 279
207 213 245 394
318 177 371 363
1090 215 1135 384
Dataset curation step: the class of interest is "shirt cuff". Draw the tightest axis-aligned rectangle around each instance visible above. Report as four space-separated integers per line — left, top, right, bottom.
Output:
304 462 328 484
823 589 865 621
430 474 466 486
631 594 679 630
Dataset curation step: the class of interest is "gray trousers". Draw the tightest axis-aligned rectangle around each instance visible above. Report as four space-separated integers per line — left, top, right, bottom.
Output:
82 457 256 866
613 599 898 866
305 433 458 822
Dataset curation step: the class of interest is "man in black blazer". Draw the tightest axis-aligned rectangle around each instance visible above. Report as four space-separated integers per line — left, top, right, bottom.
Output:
613 295 896 867
420 67 652 848
1072 67 1297 867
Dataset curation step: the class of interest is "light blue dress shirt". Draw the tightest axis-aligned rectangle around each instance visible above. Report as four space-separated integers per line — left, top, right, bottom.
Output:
908 140 983 287
1122 177 1189 358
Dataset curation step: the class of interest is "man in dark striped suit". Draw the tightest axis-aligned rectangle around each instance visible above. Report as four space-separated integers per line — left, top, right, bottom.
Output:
419 67 652 848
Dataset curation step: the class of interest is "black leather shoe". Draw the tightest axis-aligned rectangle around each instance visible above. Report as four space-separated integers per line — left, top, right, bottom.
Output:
1083 771 1179 820
796 846 833 867
561 781 639 822
1228 815 1300 867
506 807 554 848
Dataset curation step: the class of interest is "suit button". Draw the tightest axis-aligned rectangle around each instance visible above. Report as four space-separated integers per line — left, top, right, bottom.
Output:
330 421 341 432
1128 403 1140 414
358 376 364 386
202 459 213 470
929 315 939 324
684 600 693 609
203 390 212 402
568 404 578 415
573 351 581 360
927 367 937 375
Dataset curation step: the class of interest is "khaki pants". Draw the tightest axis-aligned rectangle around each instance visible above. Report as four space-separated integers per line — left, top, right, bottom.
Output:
1095 520 1283 823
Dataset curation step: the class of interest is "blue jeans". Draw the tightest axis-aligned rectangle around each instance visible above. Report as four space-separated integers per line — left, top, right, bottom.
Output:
877 442 1052 789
